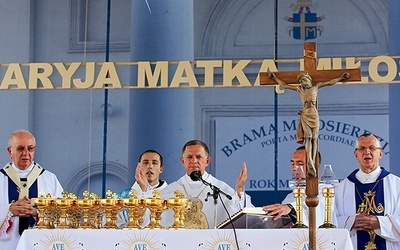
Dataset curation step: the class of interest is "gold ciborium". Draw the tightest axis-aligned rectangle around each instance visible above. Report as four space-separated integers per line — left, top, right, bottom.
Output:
77 190 94 229
291 187 308 228
143 190 166 229
112 199 124 227
123 190 145 229
31 190 50 229
167 191 188 229
45 199 58 229
155 200 168 229
67 199 81 228
100 190 118 229
89 195 102 229
55 191 72 229
319 187 336 228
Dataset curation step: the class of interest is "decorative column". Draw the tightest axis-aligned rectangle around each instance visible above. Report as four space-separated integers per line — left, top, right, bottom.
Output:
0 1 33 147
128 0 195 183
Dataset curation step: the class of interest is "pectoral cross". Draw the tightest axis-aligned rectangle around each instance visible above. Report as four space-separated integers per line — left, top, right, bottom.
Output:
259 42 362 250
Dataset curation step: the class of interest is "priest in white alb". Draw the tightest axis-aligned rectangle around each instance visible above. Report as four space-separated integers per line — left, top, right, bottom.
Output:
335 133 400 250
157 139 253 229
0 130 63 249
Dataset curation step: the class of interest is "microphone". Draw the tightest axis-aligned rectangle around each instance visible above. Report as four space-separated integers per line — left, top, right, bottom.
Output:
189 170 202 181
189 170 232 201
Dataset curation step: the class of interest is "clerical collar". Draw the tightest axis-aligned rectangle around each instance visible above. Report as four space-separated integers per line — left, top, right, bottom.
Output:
356 167 382 184
185 171 209 189
149 180 165 189
131 180 165 190
11 162 35 178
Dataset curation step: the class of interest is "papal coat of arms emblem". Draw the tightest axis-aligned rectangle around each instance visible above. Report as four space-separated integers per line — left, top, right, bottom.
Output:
286 0 325 40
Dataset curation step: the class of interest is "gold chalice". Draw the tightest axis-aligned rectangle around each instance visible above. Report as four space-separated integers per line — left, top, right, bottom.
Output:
67 199 82 228
167 191 188 229
55 191 72 228
123 190 145 229
45 199 58 229
143 190 166 229
87 193 102 229
31 191 50 229
77 190 94 229
90 199 102 229
155 200 168 228
112 199 124 227
100 190 118 229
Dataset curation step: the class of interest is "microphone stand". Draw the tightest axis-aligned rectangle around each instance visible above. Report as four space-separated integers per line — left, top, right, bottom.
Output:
202 179 232 228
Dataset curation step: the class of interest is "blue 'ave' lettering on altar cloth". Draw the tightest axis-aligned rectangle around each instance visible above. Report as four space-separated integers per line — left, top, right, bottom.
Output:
51 243 65 250
133 243 148 250
217 244 232 250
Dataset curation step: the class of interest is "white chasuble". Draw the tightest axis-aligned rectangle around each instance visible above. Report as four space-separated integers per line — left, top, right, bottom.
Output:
160 172 243 229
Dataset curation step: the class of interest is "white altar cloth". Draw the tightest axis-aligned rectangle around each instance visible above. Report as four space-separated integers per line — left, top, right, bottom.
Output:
16 228 353 250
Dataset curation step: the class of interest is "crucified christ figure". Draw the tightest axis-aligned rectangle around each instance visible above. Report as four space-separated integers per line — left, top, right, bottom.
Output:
269 71 350 177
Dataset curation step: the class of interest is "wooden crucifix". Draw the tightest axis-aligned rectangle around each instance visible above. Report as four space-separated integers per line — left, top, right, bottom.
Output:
260 42 361 250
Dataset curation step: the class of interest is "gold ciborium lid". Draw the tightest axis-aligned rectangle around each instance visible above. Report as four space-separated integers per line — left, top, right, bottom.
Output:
55 190 72 206
31 196 48 207
77 191 94 206
31 190 49 206
123 189 141 205
100 190 117 206
144 190 164 206
78 198 94 206
167 190 188 206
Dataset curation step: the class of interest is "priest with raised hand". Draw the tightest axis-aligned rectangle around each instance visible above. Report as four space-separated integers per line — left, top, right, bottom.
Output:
116 149 168 228
159 139 253 229
0 130 63 249
335 132 400 250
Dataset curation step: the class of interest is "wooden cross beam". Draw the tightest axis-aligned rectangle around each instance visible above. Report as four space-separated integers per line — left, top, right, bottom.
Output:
259 42 361 250
260 42 361 85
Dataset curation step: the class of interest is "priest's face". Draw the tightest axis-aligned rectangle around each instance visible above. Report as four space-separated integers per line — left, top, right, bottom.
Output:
290 149 306 178
139 152 164 186
7 132 36 170
180 144 211 176
354 136 383 174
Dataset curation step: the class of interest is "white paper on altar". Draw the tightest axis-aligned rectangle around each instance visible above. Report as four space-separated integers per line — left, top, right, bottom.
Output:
215 115 389 191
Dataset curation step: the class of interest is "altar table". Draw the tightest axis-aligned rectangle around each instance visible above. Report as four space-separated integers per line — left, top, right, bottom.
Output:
17 228 353 250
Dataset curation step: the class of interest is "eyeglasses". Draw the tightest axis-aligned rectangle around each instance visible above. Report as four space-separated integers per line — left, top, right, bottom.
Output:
13 146 36 152
355 145 381 152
